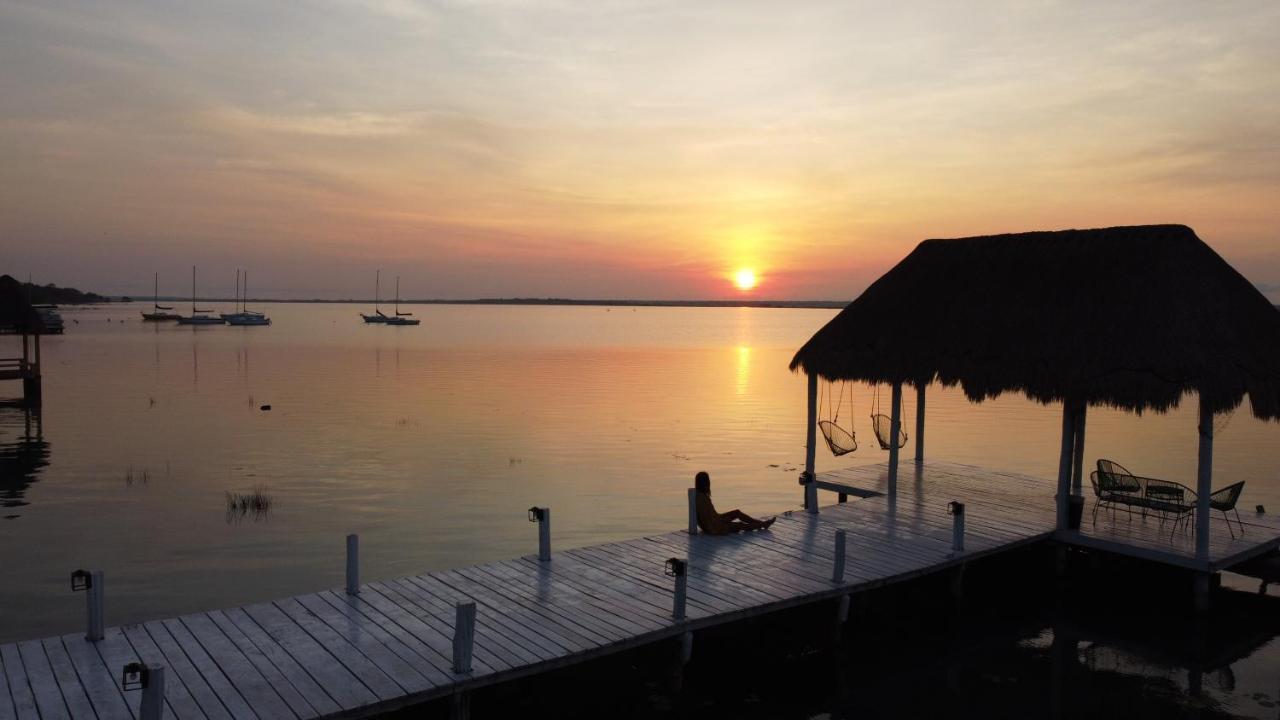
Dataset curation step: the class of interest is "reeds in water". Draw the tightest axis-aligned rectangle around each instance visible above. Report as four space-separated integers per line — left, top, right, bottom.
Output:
226 485 274 523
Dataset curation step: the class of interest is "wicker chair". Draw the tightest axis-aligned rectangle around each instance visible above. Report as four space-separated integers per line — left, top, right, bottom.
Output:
870 414 907 450
1091 460 1144 523
1210 481 1247 539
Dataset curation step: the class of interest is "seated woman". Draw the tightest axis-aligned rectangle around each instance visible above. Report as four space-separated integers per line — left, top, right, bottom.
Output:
694 471 775 535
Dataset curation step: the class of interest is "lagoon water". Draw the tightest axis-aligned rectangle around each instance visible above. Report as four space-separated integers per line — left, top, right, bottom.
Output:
3 302 1279 715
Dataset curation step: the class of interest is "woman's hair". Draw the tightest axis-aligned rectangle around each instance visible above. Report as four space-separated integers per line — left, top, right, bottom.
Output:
694 471 710 494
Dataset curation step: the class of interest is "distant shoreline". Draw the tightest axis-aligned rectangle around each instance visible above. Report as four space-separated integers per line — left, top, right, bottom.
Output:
108 297 851 309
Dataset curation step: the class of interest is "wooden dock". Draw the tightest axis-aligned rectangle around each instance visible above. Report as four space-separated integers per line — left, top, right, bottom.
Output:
3 460 1278 719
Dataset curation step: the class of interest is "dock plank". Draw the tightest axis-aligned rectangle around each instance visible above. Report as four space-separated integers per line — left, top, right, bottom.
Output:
213 609 338 718
180 613 299 720
57 635 132 720
158 618 256 720
38 639 96 720
0 644 38 720
15 641 69 720
239 602 378 711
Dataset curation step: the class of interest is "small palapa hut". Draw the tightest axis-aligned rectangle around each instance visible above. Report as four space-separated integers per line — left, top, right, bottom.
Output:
790 224 1280 559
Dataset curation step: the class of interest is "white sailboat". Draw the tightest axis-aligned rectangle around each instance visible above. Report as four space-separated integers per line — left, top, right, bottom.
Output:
223 270 271 326
141 273 181 321
384 276 420 326
361 270 389 323
176 266 226 325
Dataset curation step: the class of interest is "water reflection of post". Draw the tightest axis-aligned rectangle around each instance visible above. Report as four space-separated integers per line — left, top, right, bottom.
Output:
1050 618 1079 720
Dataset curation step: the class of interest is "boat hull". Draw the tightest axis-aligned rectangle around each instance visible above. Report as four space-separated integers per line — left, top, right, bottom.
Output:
225 315 271 326
142 312 182 321
176 316 226 326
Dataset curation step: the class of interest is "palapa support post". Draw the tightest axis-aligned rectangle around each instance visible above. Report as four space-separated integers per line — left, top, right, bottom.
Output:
948 502 965 553
72 569 104 641
914 383 926 464
1193 573 1212 614
832 529 847 583
687 488 698 535
528 507 551 561
452 602 476 673
122 663 165 720
1070 401 1087 496
666 558 688 620
450 691 471 720
1195 395 1213 561
345 534 360 596
804 372 818 513
887 381 902 496
1055 402 1075 531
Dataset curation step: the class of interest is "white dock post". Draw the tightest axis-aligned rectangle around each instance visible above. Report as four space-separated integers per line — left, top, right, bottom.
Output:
452 602 476 673
1055 402 1075 531
887 381 902 496
914 383 926 464
1195 395 1214 562
949 501 965 552
72 570 104 641
528 507 551 561
804 372 818 514
1071 402 1087 496
123 663 164 720
346 534 360 595
687 489 698 535
832 530 847 583
666 558 688 620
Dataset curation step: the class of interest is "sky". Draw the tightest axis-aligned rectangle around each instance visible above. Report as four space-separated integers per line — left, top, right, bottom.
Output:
1 0 1279 301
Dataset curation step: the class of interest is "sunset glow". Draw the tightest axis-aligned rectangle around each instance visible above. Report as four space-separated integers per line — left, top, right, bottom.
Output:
734 269 759 291
1 3 1278 301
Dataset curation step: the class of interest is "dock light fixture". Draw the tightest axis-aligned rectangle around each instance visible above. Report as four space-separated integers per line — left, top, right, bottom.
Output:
122 662 165 720
71 569 92 591
527 507 547 523
1258 505 1266 515
664 558 687 577
121 663 149 691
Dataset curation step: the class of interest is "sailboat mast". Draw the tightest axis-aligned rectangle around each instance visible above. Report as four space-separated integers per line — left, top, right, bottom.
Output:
395 276 400 314
235 270 241 313
192 265 197 314
154 272 159 306
243 271 248 313
375 270 381 313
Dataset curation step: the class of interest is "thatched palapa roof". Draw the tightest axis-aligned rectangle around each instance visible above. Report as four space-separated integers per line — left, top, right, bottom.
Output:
790 225 1280 419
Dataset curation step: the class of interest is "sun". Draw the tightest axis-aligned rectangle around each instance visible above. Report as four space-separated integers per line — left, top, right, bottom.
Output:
733 268 758 291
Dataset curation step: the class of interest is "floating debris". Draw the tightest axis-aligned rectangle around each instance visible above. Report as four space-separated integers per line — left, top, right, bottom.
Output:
260 404 271 411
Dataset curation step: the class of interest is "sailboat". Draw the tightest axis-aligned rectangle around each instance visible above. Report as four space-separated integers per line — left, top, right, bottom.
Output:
176 266 226 325
141 273 182 321
223 270 271 326
361 270 390 323
384 276 421 326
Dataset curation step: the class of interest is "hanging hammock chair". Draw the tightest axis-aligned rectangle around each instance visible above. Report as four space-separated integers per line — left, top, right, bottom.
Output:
818 380 858 456
870 384 908 450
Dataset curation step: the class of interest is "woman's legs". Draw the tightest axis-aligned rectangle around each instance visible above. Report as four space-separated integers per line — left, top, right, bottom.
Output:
722 509 761 524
